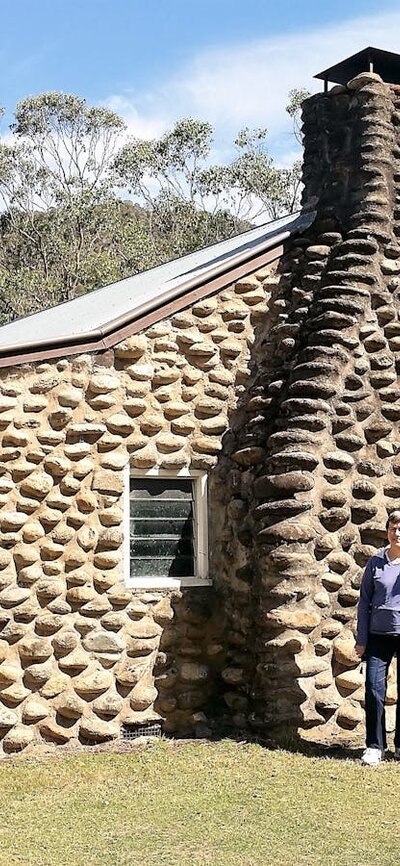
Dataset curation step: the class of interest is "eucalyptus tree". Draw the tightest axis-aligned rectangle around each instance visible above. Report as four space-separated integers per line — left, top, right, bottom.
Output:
0 92 131 319
0 89 308 323
114 116 303 251
286 88 311 145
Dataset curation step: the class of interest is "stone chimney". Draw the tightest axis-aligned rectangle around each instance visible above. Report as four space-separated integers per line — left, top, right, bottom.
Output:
214 56 400 745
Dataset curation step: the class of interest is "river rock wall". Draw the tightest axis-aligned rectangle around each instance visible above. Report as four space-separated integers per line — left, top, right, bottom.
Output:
2 70 398 754
215 72 400 744
0 266 274 752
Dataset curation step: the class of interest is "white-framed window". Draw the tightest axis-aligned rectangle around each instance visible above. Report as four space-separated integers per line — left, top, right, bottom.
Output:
124 466 210 589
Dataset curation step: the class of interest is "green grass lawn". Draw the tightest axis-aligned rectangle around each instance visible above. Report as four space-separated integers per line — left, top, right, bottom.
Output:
0 739 397 866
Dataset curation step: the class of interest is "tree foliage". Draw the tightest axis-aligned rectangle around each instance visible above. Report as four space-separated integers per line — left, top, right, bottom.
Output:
0 93 130 319
114 117 302 232
0 90 306 323
286 88 311 145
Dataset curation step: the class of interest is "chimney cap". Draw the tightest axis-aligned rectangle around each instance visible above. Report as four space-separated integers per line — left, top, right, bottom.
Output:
315 46 400 86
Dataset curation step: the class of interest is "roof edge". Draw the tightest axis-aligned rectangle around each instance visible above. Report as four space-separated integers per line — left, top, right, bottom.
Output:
0 209 315 368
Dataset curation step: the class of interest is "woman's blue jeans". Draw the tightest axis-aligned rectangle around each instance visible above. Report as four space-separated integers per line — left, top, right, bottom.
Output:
365 633 400 750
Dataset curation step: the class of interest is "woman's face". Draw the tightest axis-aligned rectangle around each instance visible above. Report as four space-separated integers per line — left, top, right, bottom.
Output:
388 522 400 545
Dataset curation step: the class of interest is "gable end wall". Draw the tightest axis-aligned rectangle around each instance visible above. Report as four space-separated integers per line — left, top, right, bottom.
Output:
0 262 276 751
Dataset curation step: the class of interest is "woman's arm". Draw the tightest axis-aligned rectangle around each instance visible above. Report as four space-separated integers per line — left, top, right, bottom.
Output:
355 558 375 648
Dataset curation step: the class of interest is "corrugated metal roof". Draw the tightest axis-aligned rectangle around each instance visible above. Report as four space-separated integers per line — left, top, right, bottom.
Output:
0 210 314 361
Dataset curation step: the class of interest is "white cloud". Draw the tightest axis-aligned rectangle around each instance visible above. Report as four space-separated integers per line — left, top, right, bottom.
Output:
104 95 168 140
105 9 400 162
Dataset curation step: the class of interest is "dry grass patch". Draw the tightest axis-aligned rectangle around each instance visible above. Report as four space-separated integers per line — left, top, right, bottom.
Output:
0 739 397 866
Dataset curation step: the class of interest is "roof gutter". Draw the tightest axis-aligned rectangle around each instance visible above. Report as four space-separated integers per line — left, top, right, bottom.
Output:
92 210 315 340
0 209 315 366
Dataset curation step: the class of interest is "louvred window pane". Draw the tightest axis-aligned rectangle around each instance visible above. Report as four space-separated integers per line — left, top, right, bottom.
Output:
130 478 195 578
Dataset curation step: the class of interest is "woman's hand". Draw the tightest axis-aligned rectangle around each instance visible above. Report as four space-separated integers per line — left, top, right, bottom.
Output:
355 644 365 658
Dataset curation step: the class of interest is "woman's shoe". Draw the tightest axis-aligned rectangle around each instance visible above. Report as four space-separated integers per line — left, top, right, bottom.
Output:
361 747 383 766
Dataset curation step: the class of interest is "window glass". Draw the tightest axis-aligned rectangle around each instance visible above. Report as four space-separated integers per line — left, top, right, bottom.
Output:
130 477 195 578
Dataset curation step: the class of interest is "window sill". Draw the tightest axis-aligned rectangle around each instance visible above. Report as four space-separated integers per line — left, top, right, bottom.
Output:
125 577 213 590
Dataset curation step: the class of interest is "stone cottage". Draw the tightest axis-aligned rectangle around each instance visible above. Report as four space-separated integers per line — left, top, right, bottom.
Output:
0 48 400 752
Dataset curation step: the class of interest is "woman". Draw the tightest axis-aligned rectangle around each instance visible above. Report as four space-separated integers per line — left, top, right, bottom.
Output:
355 509 400 765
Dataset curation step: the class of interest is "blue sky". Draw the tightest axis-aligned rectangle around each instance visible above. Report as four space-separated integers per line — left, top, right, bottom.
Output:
2 0 400 163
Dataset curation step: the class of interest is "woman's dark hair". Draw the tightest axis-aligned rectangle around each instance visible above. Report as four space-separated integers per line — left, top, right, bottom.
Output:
386 510 400 529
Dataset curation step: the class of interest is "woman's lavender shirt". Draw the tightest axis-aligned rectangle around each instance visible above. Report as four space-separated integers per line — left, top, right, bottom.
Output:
356 548 400 645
